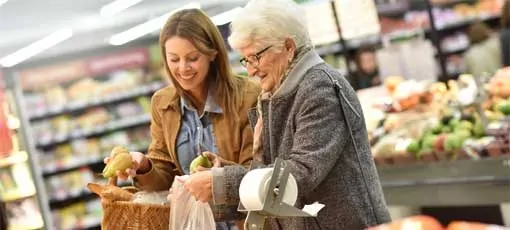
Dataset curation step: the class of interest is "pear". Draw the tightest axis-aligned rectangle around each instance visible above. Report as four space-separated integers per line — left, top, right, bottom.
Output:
189 153 212 173
102 147 133 178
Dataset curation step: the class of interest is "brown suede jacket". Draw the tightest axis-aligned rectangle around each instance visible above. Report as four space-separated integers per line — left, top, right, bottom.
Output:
134 78 260 191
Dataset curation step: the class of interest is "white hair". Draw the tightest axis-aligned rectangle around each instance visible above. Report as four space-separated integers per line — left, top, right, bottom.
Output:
228 0 312 50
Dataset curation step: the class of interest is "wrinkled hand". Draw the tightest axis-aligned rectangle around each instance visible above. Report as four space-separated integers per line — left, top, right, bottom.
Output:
193 152 222 173
103 152 150 180
183 171 213 203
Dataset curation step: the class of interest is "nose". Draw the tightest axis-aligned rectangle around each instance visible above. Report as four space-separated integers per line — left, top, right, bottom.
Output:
179 60 190 73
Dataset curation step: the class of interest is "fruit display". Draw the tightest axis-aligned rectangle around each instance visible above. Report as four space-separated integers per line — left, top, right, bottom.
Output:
51 198 102 230
367 215 507 230
368 71 510 166
379 0 501 34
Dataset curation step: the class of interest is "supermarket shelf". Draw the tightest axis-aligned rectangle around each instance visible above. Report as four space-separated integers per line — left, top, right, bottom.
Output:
49 190 95 209
378 156 510 206
42 157 105 178
432 0 476 7
8 218 44 230
36 114 151 149
316 35 381 56
49 181 132 209
376 1 409 16
28 81 164 121
316 43 343 56
42 146 147 177
0 151 28 168
440 46 468 56
434 14 501 32
2 188 36 202
84 221 101 230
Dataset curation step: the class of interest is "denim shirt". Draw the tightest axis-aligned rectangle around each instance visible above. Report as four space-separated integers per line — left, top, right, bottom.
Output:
177 92 238 230
177 90 222 175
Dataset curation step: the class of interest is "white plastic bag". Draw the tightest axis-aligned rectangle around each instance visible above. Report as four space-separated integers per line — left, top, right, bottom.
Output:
169 175 215 230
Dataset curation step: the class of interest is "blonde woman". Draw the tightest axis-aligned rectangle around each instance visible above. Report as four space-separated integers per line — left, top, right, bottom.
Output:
107 8 260 229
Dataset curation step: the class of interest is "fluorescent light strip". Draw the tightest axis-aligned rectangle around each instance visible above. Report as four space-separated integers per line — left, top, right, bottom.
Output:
100 0 143 18
109 2 200 46
0 0 8 8
0 28 73 67
212 7 242 26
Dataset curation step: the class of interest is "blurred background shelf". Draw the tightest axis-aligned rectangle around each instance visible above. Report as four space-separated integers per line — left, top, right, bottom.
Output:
29 81 164 121
0 151 28 168
35 114 151 149
2 189 37 202
42 145 146 177
378 156 510 206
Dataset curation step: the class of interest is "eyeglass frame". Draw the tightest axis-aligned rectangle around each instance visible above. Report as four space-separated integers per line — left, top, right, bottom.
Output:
239 45 273 67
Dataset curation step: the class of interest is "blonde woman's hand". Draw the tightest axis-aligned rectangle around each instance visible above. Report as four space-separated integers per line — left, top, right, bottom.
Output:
103 152 150 180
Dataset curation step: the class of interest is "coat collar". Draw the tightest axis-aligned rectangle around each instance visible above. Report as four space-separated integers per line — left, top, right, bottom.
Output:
272 50 324 98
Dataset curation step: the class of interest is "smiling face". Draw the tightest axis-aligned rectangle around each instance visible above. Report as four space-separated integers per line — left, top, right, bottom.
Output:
238 39 295 92
164 36 213 97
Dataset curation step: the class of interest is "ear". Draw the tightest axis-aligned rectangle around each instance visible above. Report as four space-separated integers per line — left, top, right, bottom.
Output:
284 38 296 58
284 38 296 52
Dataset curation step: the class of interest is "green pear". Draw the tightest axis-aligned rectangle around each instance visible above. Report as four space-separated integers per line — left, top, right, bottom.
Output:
102 151 132 178
189 153 213 173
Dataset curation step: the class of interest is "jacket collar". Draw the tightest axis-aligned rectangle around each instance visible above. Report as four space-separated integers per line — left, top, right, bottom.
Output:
272 50 324 99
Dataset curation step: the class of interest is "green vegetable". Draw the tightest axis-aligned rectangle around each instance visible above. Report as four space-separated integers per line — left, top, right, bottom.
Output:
406 140 421 153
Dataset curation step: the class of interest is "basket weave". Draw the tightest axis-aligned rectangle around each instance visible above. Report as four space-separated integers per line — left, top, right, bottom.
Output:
100 177 171 230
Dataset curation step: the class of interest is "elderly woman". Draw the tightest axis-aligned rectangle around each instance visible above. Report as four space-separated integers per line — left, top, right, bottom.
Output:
183 0 391 229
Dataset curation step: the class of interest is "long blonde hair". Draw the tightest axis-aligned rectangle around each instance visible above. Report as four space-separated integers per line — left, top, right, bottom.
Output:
160 9 242 120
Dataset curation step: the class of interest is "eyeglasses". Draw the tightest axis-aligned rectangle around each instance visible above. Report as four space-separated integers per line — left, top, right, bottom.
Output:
239 45 272 67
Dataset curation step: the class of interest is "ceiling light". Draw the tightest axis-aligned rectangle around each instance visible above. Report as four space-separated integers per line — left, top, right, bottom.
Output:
100 0 143 18
211 7 242 26
0 0 8 8
109 2 200 46
0 28 73 67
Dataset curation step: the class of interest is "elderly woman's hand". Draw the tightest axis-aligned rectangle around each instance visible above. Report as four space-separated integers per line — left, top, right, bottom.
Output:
193 151 222 173
183 171 213 203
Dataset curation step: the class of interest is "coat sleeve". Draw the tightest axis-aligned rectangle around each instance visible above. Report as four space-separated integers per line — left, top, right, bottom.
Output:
133 94 179 191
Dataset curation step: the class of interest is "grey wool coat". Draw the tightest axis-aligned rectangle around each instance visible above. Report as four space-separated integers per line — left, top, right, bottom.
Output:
211 50 391 230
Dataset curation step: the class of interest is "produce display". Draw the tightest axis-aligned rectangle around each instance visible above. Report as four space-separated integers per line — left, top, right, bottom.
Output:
368 69 510 166
51 199 101 230
367 215 507 230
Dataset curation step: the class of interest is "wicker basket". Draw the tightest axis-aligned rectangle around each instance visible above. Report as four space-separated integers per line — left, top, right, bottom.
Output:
93 178 171 230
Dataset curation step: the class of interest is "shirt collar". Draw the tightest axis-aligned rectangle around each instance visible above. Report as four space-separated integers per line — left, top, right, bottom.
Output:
180 86 223 115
